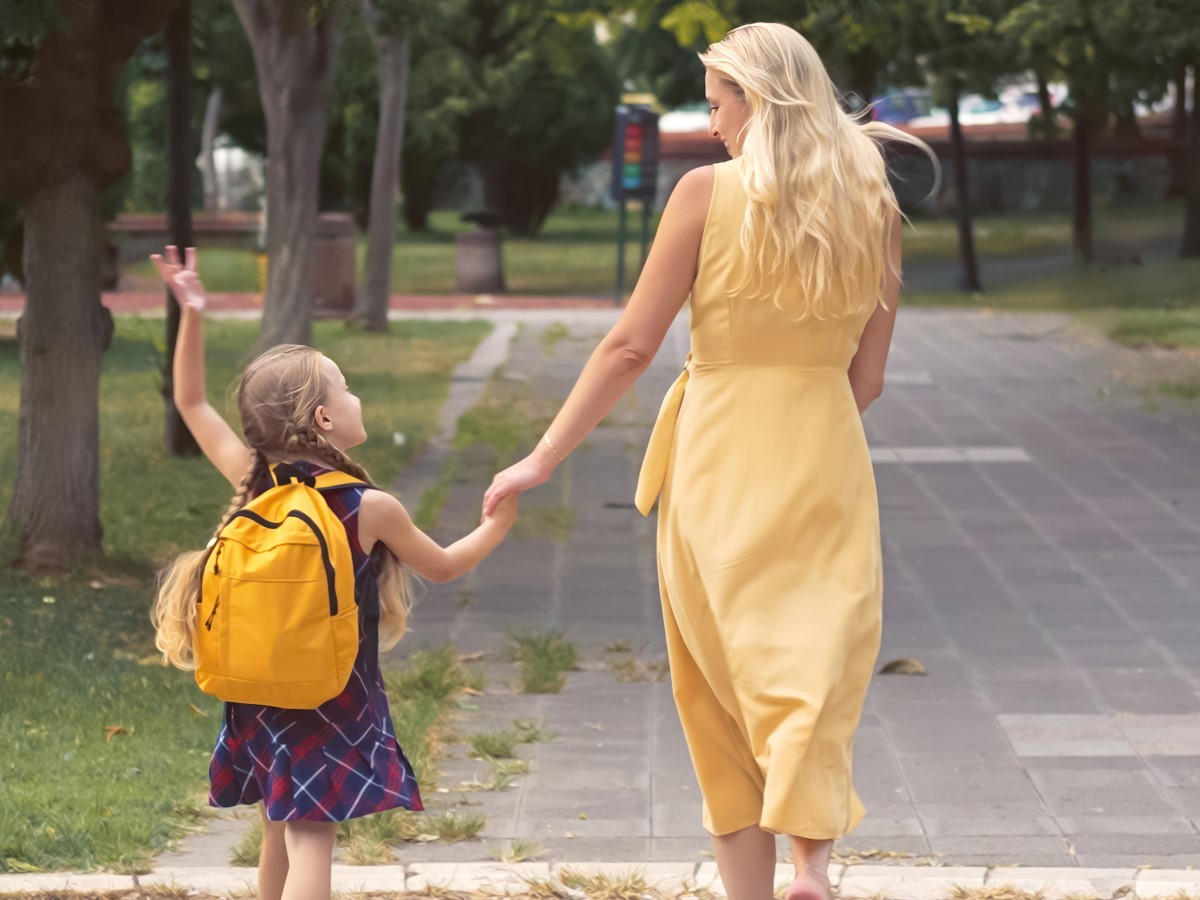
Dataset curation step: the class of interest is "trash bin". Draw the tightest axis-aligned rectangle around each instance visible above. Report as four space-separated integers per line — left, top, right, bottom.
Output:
313 213 356 317
455 210 506 294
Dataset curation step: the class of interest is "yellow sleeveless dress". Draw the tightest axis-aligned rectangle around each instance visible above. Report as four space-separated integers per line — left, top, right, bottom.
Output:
635 158 883 839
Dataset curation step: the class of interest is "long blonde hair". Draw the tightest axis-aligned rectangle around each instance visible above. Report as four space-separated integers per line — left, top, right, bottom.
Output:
152 345 413 671
699 23 937 320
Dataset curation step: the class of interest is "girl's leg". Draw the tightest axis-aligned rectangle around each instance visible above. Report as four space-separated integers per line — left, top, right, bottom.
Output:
258 806 289 900
784 836 835 900
711 824 777 900
281 820 338 900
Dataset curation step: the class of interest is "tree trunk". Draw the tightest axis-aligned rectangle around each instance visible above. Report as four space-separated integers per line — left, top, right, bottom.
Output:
1035 69 1057 137
1182 65 1200 258
233 0 339 349
355 18 410 333
200 87 223 211
7 174 113 568
1167 64 1189 198
472 109 505 215
947 84 981 292
1072 109 1095 262
844 47 877 113
165 0 200 457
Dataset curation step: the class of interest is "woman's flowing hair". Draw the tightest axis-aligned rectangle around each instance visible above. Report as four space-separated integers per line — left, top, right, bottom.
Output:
152 345 414 671
700 23 939 320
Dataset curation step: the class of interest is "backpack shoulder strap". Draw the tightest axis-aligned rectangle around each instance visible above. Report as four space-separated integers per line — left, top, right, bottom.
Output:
313 470 370 493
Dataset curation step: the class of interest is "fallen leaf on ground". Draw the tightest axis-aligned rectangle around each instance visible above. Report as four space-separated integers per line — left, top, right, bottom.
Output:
104 725 129 743
879 658 927 676
187 703 208 717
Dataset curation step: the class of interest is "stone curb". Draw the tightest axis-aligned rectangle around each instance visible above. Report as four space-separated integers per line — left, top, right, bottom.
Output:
2 864 1196 897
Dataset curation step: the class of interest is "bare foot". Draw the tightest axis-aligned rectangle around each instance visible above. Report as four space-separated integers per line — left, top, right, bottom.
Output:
786 867 834 900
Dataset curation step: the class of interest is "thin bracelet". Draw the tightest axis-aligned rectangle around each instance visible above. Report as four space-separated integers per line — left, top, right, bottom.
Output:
542 433 567 462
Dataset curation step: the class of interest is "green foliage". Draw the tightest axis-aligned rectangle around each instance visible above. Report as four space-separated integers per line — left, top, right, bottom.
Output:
0 0 65 83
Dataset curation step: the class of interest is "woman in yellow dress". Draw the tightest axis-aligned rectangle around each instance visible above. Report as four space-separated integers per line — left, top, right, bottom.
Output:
484 22 932 900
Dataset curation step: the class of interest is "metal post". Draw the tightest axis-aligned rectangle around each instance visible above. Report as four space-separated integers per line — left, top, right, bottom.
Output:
615 198 627 305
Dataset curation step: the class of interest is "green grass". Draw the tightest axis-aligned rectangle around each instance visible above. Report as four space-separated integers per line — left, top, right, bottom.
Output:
507 629 579 695
904 201 1183 262
903 258 1200 312
117 202 1187 298
1107 309 1200 350
469 730 520 760
1157 378 1200 401
416 360 558 531
0 320 490 873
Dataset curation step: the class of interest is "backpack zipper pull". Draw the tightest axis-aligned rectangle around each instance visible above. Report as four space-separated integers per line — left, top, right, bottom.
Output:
204 596 220 631
212 541 224 575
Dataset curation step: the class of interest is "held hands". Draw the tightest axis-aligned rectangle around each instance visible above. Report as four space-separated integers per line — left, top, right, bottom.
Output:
482 452 554 517
482 491 520 530
150 245 207 313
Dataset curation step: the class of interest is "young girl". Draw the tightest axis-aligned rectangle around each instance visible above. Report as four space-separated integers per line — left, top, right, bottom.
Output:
150 246 518 900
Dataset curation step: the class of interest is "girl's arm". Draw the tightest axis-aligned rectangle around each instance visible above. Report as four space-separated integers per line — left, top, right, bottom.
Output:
847 209 903 414
481 165 713 515
357 489 518 583
152 246 253 486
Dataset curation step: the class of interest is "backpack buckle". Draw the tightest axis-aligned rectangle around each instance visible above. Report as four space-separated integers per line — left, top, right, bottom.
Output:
272 463 317 488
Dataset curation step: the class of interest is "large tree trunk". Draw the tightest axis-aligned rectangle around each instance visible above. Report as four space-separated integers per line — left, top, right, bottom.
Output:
355 15 410 333
233 0 339 349
1182 65 1200 258
1072 108 1095 262
947 84 981 292
0 0 164 569
1167 64 1189 198
8 175 113 567
165 0 200 457
200 87 223 211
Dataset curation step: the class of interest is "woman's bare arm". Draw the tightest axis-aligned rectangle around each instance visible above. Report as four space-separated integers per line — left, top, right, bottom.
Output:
482 166 713 514
848 210 903 414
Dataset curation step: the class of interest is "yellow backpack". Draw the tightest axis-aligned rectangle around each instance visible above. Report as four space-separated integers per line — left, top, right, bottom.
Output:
195 464 366 709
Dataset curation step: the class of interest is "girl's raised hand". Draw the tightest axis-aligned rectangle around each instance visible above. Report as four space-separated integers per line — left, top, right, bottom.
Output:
150 245 207 312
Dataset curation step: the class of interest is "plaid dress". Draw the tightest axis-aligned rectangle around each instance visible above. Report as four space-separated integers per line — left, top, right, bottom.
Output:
207 461 424 821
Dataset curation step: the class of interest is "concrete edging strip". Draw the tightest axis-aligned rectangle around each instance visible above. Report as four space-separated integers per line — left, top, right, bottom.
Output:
2 863 1193 897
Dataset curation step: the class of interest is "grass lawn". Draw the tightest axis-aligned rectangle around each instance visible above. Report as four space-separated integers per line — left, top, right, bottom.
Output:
0 317 490 873
119 200 1188 298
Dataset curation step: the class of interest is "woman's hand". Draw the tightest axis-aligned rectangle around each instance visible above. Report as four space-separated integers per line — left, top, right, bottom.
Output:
482 491 519 530
482 452 555 516
150 245 207 312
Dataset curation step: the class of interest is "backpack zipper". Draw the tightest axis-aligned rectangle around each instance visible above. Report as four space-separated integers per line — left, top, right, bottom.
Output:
223 509 339 616
204 597 220 631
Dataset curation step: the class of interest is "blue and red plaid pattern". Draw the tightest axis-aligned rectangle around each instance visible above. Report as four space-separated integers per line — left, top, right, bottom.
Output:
207 462 423 822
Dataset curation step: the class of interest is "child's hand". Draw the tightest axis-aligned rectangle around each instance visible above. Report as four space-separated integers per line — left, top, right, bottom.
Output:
150 245 207 312
483 491 519 531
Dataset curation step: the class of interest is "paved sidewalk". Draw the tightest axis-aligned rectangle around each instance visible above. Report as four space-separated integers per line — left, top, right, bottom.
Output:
135 307 1200 878
4 861 1200 898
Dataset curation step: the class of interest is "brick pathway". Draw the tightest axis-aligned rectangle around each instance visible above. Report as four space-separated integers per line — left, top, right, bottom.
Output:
395 308 1200 869
149 306 1200 873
